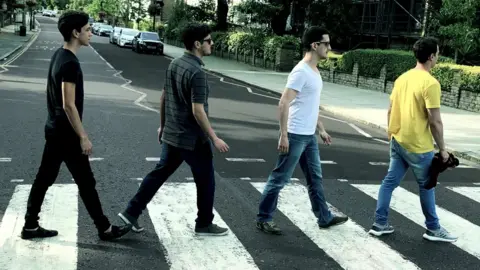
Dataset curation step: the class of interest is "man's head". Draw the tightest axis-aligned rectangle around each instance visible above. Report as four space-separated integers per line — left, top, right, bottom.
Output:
413 37 439 68
58 10 92 46
302 26 331 59
182 22 214 57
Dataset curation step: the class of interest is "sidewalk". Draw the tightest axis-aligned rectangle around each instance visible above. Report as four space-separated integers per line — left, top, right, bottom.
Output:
0 16 39 61
163 43 480 164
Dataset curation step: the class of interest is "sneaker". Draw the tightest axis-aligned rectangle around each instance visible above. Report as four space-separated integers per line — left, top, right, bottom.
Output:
319 215 349 229
423 227 458 242
256 221 282 235
21 226 58 240
195 224 229 236
98 224 132 241
368 223 395 236
118 211 144 233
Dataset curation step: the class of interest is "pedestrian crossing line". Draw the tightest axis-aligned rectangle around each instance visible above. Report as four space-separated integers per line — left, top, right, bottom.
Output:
0 184 78 270
0 158 12 162
146 182 260 270
446 187 480 203
352 184 480 259
250 182 421 270
226 158 265 162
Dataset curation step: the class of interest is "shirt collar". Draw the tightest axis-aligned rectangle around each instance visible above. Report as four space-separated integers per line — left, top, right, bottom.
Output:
183 52 204 66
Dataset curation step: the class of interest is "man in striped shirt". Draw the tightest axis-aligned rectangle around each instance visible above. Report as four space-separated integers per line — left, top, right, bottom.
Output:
118 22 229 236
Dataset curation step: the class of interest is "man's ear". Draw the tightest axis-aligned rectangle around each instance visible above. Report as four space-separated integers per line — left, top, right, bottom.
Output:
72 29 79 39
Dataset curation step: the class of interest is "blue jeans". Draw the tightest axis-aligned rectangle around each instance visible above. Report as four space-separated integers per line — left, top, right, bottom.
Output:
257 133 333 226
375 137 440 230
126 141 215 228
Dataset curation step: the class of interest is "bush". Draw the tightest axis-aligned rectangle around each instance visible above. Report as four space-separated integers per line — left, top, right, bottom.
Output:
263 35 301 60
226 31 265 55
336 49 454 81
433 64 480 93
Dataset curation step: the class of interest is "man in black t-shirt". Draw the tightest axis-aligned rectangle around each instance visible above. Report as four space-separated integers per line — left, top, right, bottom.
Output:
21 10 131 241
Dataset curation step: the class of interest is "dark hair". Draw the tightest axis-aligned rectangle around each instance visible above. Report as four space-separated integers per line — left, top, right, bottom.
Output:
58 10 89 42
302 26 329 50
182 22 212 51
413 37 439 63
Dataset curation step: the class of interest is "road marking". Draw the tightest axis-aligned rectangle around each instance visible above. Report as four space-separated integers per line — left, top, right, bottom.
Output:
457 165 476 169
226 158 265 162
185 177 194 181
373 138 389 144
321 160 337 164
352 184 480 260
446 187 480 203
338 179 348 182
474 183 480 186
291 178 299 181
146 182 260 270
369 162 389 166
320 115 348 124
0 184 78 269
10 179 24 183
0 158 12 162
88 157 104 161
131 177 143 181
240 177 251 180
251 182 420 269
0 22 41 67
146 157 160 162
348 123 372 138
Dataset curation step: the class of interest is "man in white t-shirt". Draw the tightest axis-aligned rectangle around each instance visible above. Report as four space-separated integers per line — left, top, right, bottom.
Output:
256 26 349 235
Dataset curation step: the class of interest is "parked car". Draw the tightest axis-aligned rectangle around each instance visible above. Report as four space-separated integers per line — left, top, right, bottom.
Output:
117 29 139 47
109 27 124 44
97 24 113 37
132 31 164 55
92 23 106 35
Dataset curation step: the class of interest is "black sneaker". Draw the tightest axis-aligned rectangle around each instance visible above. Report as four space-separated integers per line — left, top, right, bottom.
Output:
21 226 58 240
118 211 144 233
194 224 229 236
256 221 282 235
319 216 349 229
98 224 132 241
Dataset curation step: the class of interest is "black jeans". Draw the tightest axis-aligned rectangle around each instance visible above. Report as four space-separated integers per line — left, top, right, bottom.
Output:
24 137 111 232
125 140 215 228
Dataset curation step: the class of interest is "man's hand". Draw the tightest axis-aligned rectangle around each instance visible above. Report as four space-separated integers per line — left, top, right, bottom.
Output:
213 138 229 153
319 131 332 145
278 134 289 153
440 149 449 163
80 136 92 156
157 127 163 144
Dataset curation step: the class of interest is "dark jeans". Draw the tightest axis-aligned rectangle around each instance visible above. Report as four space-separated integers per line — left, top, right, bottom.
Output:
257 133 333 226
125 140 215 228
24 137 111 232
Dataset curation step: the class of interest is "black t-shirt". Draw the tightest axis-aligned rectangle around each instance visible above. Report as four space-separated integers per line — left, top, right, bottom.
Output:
44 48 84 139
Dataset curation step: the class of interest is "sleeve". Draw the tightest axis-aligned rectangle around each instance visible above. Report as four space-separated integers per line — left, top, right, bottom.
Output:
285 68 306 92
61 61 80 84
191 70 208 104
423 82 441 109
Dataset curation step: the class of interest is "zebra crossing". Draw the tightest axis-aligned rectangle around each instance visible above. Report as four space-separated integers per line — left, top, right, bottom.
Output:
1 177 480 270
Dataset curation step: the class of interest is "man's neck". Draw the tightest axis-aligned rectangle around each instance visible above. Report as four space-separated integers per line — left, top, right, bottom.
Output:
63 41 81 55
303 52 319 70
415 62 432 73
186 50 203 59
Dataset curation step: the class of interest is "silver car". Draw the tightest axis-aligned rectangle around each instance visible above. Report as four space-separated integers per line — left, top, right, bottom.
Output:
117 29 139 47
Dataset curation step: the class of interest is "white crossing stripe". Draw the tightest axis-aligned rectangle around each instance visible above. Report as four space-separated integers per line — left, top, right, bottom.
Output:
0 158 12 162
321 160 337 164
146 182 259 269
251 182 420 269
348 123 372 138
146 157 160 162
0 184 78 269
446 187 480 203
352 184 480 259
226 158 265 162
10 179 24 183
369 162 389 166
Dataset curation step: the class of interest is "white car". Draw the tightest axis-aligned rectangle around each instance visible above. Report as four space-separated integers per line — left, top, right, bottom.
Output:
117 28 139 47
110 27 124 44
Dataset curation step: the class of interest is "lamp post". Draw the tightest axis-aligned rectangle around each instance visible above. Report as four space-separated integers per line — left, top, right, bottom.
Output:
26 0 36 30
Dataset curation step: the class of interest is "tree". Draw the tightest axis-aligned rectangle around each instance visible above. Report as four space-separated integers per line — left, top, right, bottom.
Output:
216 0 228 31
86 0 119 22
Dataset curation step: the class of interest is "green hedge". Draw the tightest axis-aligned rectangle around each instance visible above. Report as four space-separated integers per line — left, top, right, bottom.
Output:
433 64 480 93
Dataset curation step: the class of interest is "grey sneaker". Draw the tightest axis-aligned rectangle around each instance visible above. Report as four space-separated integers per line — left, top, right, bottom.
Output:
118 211 144 233
195 224 229 236
423 227 458 242
368 223 395 236
256 221 282 235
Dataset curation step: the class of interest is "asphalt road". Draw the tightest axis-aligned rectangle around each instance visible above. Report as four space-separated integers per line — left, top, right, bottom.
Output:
1 17 480 270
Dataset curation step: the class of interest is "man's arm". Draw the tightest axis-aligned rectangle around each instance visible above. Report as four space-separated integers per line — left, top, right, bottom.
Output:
279 89 297 136
316 113 326 134
424 83 446 151
159 89 165 128
61 62 88 140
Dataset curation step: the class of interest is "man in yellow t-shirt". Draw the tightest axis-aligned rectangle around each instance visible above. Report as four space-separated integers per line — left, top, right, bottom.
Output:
368 37 457 243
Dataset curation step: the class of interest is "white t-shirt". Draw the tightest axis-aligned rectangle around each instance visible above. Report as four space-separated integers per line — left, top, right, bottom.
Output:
285 60 323 135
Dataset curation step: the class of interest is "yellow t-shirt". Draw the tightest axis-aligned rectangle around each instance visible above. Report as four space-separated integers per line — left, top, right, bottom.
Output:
388 69 441 153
